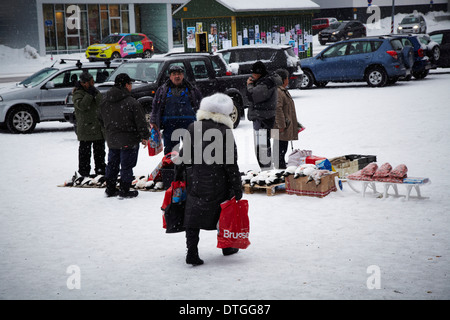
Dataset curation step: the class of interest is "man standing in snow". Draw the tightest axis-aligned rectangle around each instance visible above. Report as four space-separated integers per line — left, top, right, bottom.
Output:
150 65 202 155
98 73 150 198
246 61 281 170
73 71 105 178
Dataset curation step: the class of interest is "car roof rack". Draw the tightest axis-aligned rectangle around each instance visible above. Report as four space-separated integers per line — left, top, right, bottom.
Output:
59 59 83 68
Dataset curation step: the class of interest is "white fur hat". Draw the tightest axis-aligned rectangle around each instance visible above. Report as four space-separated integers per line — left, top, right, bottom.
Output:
199 93 233 115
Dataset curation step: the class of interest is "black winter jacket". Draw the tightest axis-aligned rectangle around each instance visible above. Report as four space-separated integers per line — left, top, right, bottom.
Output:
98 86 150 149
246 73 281 122
181 110 242 230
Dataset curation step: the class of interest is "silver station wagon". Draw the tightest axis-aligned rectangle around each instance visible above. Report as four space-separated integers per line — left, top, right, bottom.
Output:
0 59 120 133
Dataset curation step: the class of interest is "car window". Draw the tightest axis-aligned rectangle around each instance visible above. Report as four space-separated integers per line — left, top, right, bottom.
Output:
190 60 209 79
221 51 231 64
390 39 403 50
102 35 122 44
210 55 227 76
401 17 419 24
122 35 132 43
401 38 414 47
418 37 428 45
19 67 58 87
347 41 371 55
50 69 81 88
259 49 275 61
235 49 257 63
370 41 382 52
323 42 348 58
109 61 162 82
430 33 443 44
90 68 116 83
131 35 143 42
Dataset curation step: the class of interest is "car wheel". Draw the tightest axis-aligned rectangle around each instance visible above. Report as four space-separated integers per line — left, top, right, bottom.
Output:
230 103 241 128
111 52 121 60
143 50 154 59
366 67 387 87
412 69 429 79
431 46 441 63
300 70 314 89
314 81 328 88
6 106 37 134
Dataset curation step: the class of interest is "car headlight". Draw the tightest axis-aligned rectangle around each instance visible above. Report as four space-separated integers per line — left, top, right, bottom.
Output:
413 25 419 29
101 46 111 51
332 31 338 35
398 26 403 30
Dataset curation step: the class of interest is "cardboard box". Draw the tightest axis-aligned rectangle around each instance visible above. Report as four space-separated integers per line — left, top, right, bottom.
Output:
285 172 338 198
330 155 377 178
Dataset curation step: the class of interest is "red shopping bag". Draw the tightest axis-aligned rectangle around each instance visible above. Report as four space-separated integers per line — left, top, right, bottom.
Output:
217 197 250 249
161 181 186 233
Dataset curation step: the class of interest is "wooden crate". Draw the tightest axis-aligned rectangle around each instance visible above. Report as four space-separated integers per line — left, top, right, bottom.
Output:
243 183 285 196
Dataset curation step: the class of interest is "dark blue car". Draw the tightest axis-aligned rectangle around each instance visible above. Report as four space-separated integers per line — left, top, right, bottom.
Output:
393 34 432 79
300 36 413 88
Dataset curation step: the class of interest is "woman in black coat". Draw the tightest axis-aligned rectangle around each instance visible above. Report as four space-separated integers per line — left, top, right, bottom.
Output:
180 93 243 266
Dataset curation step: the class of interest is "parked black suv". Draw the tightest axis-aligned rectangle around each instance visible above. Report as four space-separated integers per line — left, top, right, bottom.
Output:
64 53 250 128
429 29 450 68
319 20 367 45
217 45 303 89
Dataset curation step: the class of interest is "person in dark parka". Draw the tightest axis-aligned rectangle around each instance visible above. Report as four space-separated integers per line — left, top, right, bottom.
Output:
179 93 243 266
98 73 150 198
246 61 281 170
73 71 105 177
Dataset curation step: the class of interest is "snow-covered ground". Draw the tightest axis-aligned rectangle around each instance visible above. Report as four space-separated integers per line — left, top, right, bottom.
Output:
1 11 450 300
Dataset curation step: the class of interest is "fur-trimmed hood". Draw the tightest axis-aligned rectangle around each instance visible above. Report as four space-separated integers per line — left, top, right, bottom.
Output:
196 109 234 129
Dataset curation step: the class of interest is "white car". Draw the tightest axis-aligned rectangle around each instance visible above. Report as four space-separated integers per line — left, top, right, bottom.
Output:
397 14 427 34
0 60 120 134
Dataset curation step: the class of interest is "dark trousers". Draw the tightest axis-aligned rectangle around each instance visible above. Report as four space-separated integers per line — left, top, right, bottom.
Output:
273 140 289 169
105 145 139 184
186 228 200 256
78 140 106 177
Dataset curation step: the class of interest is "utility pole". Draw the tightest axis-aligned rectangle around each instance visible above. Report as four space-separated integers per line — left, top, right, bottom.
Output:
391 0 395 34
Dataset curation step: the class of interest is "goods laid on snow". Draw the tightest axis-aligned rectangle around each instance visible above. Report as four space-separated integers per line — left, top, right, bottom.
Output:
329 154 377 178
345 162 431 200
286 172 339 198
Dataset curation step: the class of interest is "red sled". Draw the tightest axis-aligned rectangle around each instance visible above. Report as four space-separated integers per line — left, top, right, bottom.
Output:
217 197 250 249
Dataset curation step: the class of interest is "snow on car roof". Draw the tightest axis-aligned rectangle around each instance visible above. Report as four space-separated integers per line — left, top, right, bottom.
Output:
216 0 320 11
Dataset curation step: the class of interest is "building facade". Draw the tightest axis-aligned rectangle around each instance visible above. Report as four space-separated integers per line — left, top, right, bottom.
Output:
0 0 184 56
312 0 449 21
173 0 320 59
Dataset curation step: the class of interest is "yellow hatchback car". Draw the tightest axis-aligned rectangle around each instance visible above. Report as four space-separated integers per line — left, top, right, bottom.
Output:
86 33 154 61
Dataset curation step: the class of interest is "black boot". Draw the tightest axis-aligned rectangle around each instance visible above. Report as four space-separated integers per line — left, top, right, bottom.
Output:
105 179 119 197
222 248 239 256
119 181 138 198
186 228 204 266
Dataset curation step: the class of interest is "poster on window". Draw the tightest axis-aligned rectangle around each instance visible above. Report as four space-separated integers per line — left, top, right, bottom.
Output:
187 27 196 48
